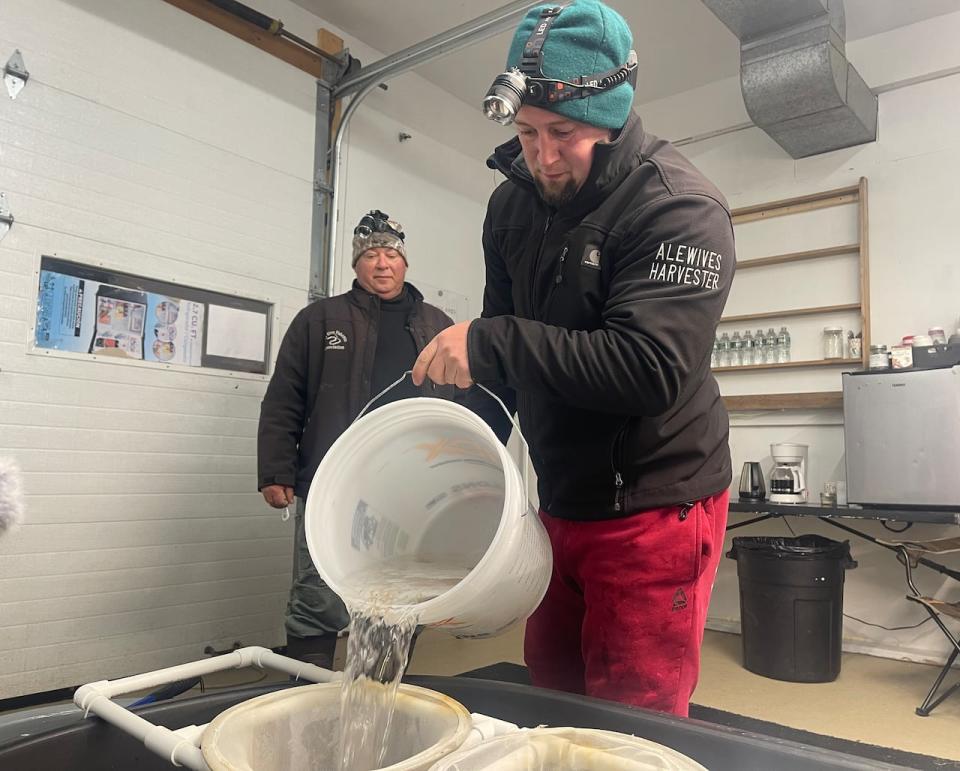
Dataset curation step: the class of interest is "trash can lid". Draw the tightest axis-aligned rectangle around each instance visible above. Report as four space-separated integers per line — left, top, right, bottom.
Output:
727 535 856 567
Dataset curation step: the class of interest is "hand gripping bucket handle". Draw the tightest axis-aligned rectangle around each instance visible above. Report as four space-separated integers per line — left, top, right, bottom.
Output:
356 371 532 508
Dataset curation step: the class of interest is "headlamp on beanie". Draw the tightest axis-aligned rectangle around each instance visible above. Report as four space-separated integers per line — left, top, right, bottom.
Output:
353 209 404 242
351 210 407 267
483 2 637 127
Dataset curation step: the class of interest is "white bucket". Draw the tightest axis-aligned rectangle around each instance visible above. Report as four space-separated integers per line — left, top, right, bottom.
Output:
305 396 551 638
427 727 709 770
201 682 472 771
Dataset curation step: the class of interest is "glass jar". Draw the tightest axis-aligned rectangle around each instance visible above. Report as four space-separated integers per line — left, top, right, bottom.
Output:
929 326 947 345
821 481 837 507
868 344 889 369
823 326 844 359
848 332 862 359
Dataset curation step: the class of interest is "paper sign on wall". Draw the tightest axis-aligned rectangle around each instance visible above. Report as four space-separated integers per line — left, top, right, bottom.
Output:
33 257 270 373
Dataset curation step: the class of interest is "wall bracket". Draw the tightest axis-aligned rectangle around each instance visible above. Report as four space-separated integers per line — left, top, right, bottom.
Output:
4 49 29 100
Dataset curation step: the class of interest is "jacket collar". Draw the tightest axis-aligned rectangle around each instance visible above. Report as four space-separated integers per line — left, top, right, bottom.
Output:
348 280 424 309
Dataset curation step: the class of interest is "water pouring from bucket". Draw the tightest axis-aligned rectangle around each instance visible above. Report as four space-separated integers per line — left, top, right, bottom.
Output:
305 374 551 770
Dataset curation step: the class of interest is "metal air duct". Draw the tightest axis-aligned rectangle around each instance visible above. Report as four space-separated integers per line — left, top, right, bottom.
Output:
701 0 877 158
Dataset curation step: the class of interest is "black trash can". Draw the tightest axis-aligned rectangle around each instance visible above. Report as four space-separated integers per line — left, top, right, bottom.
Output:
726 535 856 683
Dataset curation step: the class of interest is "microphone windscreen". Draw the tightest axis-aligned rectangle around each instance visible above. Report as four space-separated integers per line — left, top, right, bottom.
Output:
0 457 25 537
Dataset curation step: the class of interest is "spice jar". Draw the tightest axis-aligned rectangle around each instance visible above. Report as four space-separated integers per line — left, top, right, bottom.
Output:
868 344 889 369
823 326 844 359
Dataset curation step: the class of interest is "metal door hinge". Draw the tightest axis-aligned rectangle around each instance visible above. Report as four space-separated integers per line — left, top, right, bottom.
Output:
4 50 29 100
0 194 13 242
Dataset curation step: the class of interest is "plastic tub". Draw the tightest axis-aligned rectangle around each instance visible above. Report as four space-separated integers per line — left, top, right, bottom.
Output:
428 727 707 770
201 682 471 771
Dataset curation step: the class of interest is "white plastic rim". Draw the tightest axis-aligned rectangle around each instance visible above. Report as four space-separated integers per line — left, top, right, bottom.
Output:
305 398 552 637
428 727 709 770
201 682 472 771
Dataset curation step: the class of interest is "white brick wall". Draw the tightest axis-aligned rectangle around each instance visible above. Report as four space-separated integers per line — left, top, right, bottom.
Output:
0 0 489 697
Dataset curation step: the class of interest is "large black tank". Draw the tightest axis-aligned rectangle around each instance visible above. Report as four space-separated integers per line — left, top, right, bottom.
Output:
0 676 905 770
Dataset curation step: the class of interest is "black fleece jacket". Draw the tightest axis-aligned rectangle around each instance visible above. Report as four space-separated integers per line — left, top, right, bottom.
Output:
467 111 735 519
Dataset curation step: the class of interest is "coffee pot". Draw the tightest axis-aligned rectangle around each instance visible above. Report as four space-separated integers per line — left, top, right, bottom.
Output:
768 443 808 504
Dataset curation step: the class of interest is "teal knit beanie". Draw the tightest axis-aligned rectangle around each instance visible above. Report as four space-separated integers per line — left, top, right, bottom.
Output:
505 0 635 130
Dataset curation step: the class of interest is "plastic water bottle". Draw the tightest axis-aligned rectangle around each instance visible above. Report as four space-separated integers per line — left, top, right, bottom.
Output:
764 328 777 364
718 332 731 367
778 326 791 363
730 332 743 367
755 329 766 366
742 330 755 365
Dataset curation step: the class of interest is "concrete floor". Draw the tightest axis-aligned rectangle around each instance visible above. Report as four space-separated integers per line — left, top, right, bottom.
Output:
407 626 960 762
3 626 956 763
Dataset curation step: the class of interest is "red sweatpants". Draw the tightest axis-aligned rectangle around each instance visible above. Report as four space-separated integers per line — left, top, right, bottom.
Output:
524 490 729 717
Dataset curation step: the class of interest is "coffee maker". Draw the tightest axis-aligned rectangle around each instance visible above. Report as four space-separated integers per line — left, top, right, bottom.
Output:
768 443 808 504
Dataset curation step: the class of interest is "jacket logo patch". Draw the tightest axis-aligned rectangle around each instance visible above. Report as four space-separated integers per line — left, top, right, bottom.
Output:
325 330 347 350
581 245 602 270
649 242 723 290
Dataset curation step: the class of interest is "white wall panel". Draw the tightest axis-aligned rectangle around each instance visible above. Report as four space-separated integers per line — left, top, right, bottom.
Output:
0 0 489 698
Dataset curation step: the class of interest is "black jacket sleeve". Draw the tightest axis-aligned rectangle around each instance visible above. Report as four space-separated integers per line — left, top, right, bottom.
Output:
467 194 735 417
460 207 517 444
257 308 313 490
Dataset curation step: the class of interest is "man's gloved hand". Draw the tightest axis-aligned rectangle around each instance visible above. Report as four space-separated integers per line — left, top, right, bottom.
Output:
262 484 294 509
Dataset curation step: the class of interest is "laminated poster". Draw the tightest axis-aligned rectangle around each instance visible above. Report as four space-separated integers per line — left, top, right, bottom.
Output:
35 266 203 366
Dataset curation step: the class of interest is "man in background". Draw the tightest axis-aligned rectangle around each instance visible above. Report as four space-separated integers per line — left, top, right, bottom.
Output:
258 210 458 669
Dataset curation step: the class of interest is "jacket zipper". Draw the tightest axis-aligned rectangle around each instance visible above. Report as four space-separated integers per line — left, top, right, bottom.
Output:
530 213 553 318
542 243 568 320
363 296 380 406
610 420 629 512
406 321 432 392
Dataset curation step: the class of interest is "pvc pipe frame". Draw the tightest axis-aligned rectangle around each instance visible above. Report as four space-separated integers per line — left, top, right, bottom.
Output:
74 646 339 771
74 646 520 768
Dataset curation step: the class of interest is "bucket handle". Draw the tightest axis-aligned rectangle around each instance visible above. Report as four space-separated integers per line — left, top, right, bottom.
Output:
356 371 532 509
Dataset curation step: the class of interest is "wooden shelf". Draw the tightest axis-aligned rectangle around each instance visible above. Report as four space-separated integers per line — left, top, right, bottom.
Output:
721 302 861 325
723 392 844 411
713 358 860 373
737 244 860 271
732 183 860 224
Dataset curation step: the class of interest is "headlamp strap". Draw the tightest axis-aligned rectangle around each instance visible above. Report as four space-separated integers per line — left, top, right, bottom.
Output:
538 56 638 105
574 57 638 91
519 4 571 77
